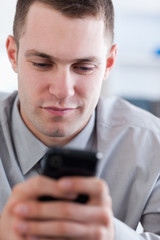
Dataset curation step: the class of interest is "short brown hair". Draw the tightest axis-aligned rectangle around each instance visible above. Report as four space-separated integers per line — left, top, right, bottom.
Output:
13 0 114 47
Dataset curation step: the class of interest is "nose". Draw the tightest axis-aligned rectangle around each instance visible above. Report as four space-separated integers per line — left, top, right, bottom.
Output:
48 67 75 99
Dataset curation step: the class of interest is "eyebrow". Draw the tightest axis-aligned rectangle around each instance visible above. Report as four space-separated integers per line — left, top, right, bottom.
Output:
25 50 53 60
24 50 101 64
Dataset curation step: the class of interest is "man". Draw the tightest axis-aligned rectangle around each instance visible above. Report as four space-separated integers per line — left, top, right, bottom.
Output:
0 0 160 239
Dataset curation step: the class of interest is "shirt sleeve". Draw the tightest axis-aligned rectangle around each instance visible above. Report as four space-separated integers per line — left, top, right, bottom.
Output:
140 176 160 236
114 218 160 240
114 176 160 240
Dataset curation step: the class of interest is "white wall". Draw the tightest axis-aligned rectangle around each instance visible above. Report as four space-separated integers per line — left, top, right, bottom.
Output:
113 0 160 14
111 0 160 100
0 0 18 92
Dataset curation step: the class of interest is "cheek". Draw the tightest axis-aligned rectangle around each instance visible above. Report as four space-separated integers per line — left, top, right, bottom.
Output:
17 72 39 109
76 76 103 112
18 63 46 95
79 75 103 97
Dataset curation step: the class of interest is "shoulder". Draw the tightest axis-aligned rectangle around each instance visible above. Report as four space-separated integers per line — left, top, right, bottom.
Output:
0 91 18 123
97 96 160 134
96 96 160 186
0 91 18 102
0 91 11 101
0 91 18 103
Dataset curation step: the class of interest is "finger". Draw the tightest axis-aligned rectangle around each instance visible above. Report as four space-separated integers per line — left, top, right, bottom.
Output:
7 176 56 213
13 200 113 225
58 177 111 205
27 238 68 240
14 219 109 240
11 176 76 201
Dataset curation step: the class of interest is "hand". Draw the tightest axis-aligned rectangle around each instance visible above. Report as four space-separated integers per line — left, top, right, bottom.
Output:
0 176 115 240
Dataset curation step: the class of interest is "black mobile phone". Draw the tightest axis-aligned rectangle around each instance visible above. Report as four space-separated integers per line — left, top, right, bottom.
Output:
39 147 102 203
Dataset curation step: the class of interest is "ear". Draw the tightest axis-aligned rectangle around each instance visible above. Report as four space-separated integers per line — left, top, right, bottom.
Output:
104 44 117 80
6 35 18 73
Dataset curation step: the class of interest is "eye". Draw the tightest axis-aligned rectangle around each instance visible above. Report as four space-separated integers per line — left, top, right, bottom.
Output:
32 62 52 69
73 64 95 74
79 66 92 71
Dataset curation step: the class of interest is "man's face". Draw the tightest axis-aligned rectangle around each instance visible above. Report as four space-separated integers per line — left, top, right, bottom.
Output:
7 3 116 146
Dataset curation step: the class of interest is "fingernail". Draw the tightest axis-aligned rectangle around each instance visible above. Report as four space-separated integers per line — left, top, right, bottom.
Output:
66 193 77 199
16 222 28 232
14 204 29 215
59 179 72 189
28 237 38 240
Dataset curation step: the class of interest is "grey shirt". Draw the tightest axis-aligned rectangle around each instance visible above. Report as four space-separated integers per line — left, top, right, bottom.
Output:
1 91 160 240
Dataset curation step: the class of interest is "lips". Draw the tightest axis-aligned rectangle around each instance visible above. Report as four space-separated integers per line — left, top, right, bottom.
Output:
43 106 76 116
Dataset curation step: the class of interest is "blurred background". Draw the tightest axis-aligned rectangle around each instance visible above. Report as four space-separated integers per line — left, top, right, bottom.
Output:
0 0 160 107
110 0 160 102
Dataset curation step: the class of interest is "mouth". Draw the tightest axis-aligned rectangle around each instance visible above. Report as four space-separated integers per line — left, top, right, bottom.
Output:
43 106 76 117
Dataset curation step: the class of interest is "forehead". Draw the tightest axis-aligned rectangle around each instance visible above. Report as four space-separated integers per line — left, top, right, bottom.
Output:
19 2 108 59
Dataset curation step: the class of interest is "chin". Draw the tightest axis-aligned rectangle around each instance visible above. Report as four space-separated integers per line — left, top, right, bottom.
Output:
42 127 68 138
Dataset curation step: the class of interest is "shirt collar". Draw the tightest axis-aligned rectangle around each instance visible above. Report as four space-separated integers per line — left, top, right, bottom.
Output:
11 96 95 175
66 111 95 150
11 96 48 175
